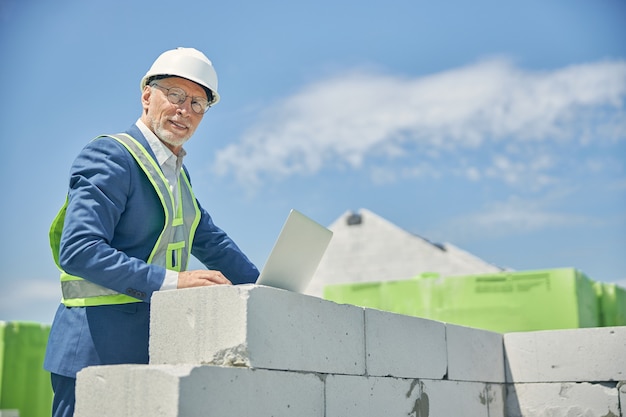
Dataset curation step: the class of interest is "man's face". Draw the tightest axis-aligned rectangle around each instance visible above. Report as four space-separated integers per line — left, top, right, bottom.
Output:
141 76 206 153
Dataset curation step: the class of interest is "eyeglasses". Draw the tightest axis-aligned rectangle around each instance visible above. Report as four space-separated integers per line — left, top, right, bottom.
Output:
150 82 211 114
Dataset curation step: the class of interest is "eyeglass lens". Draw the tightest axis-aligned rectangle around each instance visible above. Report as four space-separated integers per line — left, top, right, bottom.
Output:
152 83 210 114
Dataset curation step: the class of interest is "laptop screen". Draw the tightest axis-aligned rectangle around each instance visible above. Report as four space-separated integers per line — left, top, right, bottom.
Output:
255 209 333 293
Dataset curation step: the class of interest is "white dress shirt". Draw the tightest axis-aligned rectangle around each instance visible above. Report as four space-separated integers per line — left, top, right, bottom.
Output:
136 119 185 290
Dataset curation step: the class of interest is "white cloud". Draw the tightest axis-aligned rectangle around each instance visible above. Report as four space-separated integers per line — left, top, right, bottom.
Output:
433 195 594 243
482 153 558 189
0 279 60 323
611 277 626 289
0 280 60 314
213 58 626 187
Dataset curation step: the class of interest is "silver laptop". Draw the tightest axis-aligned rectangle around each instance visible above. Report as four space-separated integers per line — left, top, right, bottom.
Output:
255 209 333 292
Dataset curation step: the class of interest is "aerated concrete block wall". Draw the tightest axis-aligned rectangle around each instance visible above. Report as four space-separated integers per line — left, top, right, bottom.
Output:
75 285 625 417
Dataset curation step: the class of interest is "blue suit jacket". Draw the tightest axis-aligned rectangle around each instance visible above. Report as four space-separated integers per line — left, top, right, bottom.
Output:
44 124 259 378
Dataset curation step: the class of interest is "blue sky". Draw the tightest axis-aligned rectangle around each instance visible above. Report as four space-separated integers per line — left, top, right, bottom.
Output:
1 0 625 323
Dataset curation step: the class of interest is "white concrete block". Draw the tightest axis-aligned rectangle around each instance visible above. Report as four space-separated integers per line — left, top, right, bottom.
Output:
446 323 505 383
485 384 507 417
364 309 447 379
325 375 503 417
150 285 366 375
325 375 427 417
0 411 20 417
423 379 506 417
505 382 620 417
75 364 324 417
504 326 626 382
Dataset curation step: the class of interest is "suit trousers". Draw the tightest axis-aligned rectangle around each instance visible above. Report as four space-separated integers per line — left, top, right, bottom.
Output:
51 373 76 417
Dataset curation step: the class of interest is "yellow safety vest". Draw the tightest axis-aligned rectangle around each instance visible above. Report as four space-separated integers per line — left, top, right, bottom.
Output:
49 134 202 307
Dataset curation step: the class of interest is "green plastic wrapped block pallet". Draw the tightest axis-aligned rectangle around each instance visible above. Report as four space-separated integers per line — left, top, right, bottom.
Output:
324 272 442 319
437 268 600 333
324 268 602 333
0 322 53 417
594 282 626 327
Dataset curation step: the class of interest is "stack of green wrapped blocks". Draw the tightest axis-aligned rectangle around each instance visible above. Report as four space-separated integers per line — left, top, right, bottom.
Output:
324 268 626 333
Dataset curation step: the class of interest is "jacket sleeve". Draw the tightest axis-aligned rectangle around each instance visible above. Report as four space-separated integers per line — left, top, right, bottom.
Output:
58 137 167 302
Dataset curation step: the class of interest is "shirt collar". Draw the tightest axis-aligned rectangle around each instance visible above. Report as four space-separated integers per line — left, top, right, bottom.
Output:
135 119 186 167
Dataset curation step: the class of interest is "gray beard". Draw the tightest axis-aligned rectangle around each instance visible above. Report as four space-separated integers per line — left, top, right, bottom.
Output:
149 117 191 150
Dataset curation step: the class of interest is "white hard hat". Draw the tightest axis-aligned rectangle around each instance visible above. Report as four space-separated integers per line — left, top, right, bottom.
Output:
140 47 220 106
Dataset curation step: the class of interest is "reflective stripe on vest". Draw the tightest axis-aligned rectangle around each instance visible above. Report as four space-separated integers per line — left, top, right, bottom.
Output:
50 133 201 307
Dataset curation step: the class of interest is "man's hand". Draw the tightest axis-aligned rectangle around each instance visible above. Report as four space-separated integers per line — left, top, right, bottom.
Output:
177 270 232 289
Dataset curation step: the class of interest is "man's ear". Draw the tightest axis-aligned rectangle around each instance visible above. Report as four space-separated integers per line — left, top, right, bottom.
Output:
141 86 152 110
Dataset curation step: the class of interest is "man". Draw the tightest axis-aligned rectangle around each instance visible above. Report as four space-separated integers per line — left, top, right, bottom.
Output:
44 47 259 417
